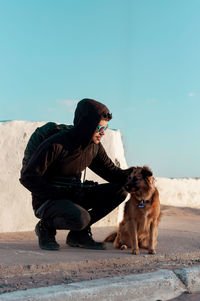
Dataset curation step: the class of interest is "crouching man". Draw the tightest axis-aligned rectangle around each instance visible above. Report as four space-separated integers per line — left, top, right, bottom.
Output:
20 98 133 251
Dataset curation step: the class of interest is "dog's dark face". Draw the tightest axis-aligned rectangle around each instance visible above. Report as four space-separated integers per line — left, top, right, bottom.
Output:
125 166 155 196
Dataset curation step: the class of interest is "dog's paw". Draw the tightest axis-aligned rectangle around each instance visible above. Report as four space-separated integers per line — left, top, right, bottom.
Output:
148 249 156 255
132 248 140 255
120 244 128 250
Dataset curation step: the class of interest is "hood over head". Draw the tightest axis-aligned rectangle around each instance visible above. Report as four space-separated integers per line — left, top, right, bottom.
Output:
72 98 112 148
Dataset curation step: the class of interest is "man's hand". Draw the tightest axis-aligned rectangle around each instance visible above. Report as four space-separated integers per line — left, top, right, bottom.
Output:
123 166 136 180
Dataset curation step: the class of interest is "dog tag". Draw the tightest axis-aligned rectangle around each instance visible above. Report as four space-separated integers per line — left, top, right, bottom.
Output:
138 204 145 209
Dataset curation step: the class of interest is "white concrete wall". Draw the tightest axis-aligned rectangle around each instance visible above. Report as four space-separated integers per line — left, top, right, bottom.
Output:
156 177 200 209
0 121 128 232
0 121 200 233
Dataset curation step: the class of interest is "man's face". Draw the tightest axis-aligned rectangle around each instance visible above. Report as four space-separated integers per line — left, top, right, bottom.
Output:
92 119 108 144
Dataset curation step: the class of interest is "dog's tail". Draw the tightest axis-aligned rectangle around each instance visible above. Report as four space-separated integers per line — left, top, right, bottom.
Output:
104 231 117 242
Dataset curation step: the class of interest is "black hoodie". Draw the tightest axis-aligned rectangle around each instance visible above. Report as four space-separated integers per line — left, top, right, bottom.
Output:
20 98 130 210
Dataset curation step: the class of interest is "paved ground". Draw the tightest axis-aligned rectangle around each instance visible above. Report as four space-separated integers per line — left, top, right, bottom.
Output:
171 292 200 300
0 205 200 300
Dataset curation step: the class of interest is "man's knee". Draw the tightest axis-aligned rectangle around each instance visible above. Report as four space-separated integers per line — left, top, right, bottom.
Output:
70 209 91 230
52 209 91 231
118 188 128 200
111 184 128 202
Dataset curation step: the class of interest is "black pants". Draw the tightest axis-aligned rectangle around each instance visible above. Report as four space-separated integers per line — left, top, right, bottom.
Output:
40 183 128 231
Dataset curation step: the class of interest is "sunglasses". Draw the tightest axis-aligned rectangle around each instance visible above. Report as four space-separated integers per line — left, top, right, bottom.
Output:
96 125 108 133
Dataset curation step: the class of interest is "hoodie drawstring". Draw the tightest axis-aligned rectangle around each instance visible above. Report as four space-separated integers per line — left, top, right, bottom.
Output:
80 149 87 183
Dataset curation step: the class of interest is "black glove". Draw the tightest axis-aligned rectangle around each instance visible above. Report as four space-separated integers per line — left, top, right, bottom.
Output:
58 181 99 202
83 180 98 187
51 178 99 202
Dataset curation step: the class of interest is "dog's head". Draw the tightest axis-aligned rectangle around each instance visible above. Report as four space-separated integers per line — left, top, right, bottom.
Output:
124 166 155 197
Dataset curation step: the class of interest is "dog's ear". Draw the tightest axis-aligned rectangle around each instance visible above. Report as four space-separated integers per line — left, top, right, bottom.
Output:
141 166 153 178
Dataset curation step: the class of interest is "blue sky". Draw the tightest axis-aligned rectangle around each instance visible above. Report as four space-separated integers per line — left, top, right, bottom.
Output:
0 0 199 178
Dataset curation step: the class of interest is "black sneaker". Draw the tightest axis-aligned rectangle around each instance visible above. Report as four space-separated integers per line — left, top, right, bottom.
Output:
66 228 106 250
35 220 60 251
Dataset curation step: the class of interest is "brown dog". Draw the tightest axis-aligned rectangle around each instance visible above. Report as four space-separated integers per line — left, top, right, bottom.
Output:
105 166 161 255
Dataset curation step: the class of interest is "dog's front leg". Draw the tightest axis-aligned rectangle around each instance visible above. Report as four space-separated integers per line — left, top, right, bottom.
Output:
128 221 140 255
148 221 157 254
113 231 121 249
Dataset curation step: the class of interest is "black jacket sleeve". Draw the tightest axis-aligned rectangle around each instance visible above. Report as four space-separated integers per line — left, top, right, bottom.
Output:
88 143 134 184
19 140 70 199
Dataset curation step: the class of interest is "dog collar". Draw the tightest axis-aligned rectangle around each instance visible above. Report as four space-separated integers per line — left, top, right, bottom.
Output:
137 193 154 209
137 200 146 209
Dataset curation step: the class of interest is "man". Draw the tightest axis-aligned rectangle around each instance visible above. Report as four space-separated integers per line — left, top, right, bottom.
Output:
20 98 133 251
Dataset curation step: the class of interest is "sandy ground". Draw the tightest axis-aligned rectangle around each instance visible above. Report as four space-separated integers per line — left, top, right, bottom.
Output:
0 205 200 296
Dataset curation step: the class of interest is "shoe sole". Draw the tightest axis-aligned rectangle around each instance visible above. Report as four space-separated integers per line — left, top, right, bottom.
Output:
39 245 60 251
67 241 106 250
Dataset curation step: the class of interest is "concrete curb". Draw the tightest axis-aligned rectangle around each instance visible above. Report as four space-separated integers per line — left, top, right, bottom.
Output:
174 266 200 293
2 267 200 301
